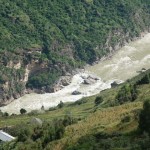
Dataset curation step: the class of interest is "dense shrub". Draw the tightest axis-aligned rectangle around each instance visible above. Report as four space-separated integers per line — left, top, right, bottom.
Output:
121 116 131 123
116 83 138 104
20 108 27 114
139 99 150 135
66 132 150 150
95 96 103 106
2 112 9 117
0 116 77 149
136 72 150 85
70 98 87 106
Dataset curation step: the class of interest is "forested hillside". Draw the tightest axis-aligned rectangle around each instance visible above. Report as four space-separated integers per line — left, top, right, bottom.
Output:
0 0 150 104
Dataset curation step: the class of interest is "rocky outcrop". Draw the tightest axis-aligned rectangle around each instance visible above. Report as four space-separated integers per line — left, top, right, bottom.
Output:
0 44 76 106
111 81 119 88
56 76 72 87
50 76 72 92
82 75 99 85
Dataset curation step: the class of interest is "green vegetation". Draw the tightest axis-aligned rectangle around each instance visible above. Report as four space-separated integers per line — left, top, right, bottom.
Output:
116 83 138 104
136 71 150 85
0 0 150 96
139 99 150 135
95 96 103 106
27 69 62 89
0 0 150 149
0 70 150 149
1 117 75 150
20 108 27 114
115 69 150 105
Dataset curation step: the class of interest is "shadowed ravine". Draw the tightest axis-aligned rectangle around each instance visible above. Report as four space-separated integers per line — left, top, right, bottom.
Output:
1 33 150 114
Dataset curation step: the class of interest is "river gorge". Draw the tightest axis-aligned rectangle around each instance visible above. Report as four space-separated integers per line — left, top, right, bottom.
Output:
1 33 150 114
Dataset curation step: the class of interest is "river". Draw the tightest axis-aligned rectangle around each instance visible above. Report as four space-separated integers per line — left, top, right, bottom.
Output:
1 33 150 114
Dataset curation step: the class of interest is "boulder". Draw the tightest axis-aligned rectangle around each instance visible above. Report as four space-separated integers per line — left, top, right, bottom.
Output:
111 81 118 88
13 93 20 99
84 79 96 84
72 90 81 95
61 78 70 86
30 117 43 126
88 75 99 81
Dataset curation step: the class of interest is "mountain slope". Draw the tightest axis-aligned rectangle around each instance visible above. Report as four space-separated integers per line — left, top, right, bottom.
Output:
0 0 150 104
0 70 150 150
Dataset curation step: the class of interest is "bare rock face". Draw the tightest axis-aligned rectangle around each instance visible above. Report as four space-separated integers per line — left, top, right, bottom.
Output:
43 76 72 93
111 81 119 88
60 76 71 86
111 80 123 88
84 79 95 84
83 75 99 85
0 50 43 106
53 76 72 91
49 86 62 93
13 93 21 99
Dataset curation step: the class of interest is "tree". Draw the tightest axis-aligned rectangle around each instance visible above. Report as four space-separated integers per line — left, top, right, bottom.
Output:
116 84 138 104
2 112 9 117
95 96 103 106
139 99 150 135
17 127 31 142
137 74 150 85
20 108 27 114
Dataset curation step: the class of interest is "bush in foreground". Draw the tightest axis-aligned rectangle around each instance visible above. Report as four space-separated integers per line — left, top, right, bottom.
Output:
20 108 27 114
139 99 150 135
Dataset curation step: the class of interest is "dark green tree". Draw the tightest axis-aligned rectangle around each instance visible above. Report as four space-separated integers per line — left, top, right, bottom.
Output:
2 112 9 117
17 127 31 142
139 99 150 135
20 108 27 114
95 96 103 106
116 84 138 104
137 74 150 85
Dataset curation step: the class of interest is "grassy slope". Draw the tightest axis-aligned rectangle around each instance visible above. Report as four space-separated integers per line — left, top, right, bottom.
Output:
46 84 150 150
0 83 149 128
0 71 150 149
0 85 149 130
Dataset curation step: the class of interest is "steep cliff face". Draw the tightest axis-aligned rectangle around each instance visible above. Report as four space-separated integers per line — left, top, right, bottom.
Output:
0 46 75 105
0 0 150 105
0 50 36 105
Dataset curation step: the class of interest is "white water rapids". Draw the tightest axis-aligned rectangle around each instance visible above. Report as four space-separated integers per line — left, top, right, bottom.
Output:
1 33 150 114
